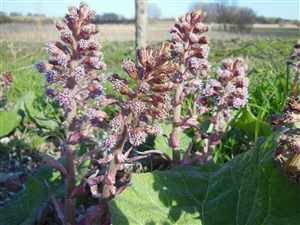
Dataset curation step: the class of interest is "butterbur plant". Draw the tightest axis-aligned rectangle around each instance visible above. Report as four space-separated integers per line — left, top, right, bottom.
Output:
274 40 300 182
36 2 177 224
4 2 300 225
168 11 249 163
36 2 111 224
288 39 300 97
195 58 249 162
102 43 176 199
0 71 13 106
34 2 249 224
274 99 300 184
169 11 210 163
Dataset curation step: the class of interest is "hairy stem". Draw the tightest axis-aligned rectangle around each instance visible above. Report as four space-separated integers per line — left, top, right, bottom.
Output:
170 82 184 163
63 142 76 225
103 129 127 200
63 104 77 225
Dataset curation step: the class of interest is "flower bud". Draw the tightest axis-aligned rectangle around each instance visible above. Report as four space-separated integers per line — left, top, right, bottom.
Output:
68 6 78 19
60 29 73 44
128 127 147 146
122 60 138 79
68 131 83 145
57 90 72 111
56 21 66 31
189 33 199 43
35 61 50 73
79 2 89 20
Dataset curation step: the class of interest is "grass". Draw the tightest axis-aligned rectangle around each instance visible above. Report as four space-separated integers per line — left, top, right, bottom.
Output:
252 27 300 38
1 37 296 114
0 35 298 162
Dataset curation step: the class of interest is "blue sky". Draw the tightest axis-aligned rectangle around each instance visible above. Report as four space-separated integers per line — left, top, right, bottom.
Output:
0 0 299 20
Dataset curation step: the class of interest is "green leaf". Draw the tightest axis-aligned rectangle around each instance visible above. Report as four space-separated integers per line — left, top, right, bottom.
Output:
77 159 91 185
234 107 272 139
30 134 47 149
0 176 47 225
154 135 173 158
0 165 63 225
0 110 21 138
22 92 59 130
154 123 192 158
294 122 300 129
111 135 300 225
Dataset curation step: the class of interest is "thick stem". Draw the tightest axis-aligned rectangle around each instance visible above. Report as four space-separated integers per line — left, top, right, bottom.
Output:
102 129 127 200
169 82 184 163
63 105 77 225
63 143 76 225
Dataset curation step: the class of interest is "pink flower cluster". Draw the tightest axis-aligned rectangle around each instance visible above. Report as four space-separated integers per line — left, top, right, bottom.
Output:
170 11 210 79
289 40 300 62
0 72 13 104
197 58 249 132
105 43 176 147
288 40 300 96
35 2 106 125
154 10 250 164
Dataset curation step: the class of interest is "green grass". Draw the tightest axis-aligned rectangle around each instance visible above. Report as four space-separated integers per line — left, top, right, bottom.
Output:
252 27 300 38
1 38 296 119
0 41 136 102
0 37 298 161
1 38 296 115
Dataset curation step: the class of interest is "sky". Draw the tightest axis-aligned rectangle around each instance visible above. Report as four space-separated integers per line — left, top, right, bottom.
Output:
0 0 299 20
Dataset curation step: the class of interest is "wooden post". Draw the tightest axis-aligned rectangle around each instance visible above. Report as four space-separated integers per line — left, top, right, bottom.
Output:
135 0 147 49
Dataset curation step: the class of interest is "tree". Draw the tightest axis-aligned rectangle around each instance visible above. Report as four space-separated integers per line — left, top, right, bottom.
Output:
215 3 235 30
189 2 219 23
189 2 256 31
148 3 161 19
101 13 120 22
135 0 147 49
9 12 22 17
295 21 300 28
233 7 256 31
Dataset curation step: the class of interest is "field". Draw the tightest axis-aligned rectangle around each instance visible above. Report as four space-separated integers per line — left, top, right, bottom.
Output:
1 15 300 225
1 21 299 43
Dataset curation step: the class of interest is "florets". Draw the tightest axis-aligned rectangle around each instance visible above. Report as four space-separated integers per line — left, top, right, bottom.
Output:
35 2 106 128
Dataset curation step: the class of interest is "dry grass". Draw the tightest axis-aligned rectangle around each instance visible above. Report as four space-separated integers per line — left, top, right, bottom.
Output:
0 22 170 43
0 21 299 44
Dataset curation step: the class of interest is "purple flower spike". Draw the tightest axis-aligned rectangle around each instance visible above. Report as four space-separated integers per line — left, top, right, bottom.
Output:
36 2 106 120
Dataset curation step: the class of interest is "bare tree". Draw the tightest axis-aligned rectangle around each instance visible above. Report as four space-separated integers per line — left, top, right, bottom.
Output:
189 2 219 23
233 7 256 31
216 4 234 30
190 2 256 32
135 0 147 49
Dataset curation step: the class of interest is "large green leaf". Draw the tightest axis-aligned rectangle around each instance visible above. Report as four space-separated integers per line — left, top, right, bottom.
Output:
0 110 21 138
0 159 91 225
0 166 63 225
0 176 47 225
111 135 300 225
154 123 192 158
22 92 59 130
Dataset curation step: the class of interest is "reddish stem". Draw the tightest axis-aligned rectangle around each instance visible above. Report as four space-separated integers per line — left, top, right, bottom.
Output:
169 82 184 163
102 129 128 200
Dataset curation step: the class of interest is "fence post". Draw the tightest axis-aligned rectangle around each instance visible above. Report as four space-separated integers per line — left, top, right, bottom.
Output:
135 0 147 49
